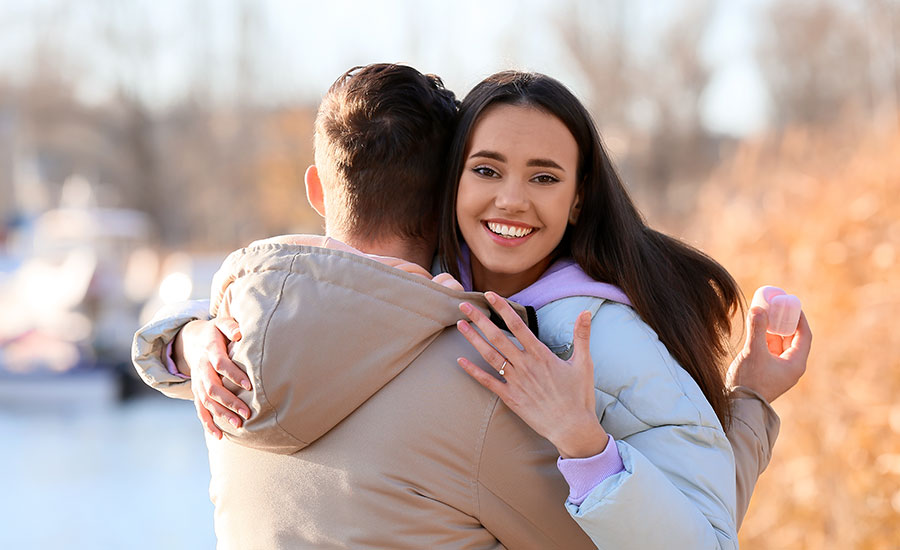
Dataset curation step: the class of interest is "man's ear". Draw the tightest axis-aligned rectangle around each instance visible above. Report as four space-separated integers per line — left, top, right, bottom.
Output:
305 165 326 217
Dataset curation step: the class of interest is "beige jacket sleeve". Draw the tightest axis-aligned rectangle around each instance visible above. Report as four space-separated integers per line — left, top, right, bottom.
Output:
131 299 212 400
728 386 781 529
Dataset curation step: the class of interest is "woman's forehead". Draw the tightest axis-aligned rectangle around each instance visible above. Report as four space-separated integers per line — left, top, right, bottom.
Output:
466 104 578 165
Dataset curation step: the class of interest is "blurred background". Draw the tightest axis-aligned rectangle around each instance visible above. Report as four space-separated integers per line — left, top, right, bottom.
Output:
1 0 897 548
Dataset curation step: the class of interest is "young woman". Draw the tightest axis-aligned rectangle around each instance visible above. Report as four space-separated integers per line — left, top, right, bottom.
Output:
438 71 742 548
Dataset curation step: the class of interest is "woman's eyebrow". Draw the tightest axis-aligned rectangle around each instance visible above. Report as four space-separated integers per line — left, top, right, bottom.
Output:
469 150 506 162
527 158 564 171
469 150 565 172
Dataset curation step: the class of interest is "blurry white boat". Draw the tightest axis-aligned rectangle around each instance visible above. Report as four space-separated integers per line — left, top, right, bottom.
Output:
0 201 161 407
1 207 157 365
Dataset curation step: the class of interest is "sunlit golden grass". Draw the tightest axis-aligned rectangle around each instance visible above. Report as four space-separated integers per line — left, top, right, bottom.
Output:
681 127 900 549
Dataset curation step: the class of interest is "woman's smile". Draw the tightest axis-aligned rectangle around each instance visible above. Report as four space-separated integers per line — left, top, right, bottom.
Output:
482 219 538 245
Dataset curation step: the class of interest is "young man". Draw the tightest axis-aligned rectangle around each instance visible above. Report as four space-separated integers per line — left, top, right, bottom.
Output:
134 64 810 547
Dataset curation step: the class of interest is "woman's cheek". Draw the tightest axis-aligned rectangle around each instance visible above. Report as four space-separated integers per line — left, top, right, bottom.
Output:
455 180 483 239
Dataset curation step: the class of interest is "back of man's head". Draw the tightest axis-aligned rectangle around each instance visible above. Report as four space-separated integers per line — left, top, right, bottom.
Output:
314 64 458 243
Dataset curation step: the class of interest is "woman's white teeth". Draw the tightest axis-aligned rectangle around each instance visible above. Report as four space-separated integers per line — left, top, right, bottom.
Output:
487 222 534 238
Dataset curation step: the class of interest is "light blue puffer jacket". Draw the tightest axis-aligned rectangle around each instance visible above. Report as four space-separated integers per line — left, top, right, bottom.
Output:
536 295 738 549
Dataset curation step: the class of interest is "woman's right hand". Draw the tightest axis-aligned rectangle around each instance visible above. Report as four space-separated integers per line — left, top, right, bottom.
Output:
174 318 252 439
455 292 608 459
727 307 812 403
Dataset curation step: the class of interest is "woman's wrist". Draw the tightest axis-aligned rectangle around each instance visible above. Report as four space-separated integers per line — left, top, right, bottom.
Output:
553 414 609 459
173 323 195 377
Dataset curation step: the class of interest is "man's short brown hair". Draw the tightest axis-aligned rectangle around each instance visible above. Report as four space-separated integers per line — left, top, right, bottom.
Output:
314 64 458 242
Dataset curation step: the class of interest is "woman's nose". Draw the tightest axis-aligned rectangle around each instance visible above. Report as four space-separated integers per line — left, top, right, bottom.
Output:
494 179 529 212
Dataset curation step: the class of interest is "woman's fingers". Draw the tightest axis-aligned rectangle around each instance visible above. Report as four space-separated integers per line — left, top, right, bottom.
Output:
765 332 785 356
456 320 511 374
207 341 252 391
202 393 243 429
483 292 543 354
214 316 242 342
744 307 770 355
456 357 507 396
194 395 223 439
570 310 593 364
196 352 250 421
458 302 526 366
205 381 250 421
432 272 464 291
781 310 812 366
458 301 526 361
785 311 812 356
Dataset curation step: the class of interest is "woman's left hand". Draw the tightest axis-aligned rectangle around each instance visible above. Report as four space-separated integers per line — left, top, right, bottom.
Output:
456 292 609 459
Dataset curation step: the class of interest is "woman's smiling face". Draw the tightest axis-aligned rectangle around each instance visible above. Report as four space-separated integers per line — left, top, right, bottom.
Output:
456 103 580 296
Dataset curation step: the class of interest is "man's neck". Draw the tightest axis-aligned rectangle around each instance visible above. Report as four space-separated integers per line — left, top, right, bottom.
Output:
329 231 435 271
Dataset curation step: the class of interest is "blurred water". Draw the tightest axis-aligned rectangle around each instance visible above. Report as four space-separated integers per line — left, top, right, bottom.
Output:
2 396 216 549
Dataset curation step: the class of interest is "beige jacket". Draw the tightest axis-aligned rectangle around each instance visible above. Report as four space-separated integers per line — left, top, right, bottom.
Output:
204 244 595 549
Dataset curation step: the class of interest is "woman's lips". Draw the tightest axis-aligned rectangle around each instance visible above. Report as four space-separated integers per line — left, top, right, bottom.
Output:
481 221 538 247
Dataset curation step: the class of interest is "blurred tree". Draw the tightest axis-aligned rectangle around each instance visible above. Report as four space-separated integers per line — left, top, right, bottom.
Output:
760 0 899 131
556 0 719 221
557 0 634 131
254 108 319 235
643 2 718 189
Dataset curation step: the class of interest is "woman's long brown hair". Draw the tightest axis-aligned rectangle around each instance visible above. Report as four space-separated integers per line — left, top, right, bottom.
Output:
438 71 742 428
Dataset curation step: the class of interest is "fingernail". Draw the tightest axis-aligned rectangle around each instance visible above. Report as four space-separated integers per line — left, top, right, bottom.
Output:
485 292 497 304
459 302 473 314
233 331 242 341
241 380 251 391
229 418 240 428
239 409 250 420
457 320 469 332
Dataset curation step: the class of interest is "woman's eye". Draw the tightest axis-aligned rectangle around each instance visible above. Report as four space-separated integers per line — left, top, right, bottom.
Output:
473 166 498 178
533 174 559 184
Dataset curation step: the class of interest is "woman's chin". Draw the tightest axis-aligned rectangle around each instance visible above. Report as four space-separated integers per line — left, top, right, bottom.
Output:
476 258 548 284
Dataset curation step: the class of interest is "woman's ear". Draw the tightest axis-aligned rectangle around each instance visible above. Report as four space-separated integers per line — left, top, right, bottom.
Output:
305 165 326 217
568 193 582 225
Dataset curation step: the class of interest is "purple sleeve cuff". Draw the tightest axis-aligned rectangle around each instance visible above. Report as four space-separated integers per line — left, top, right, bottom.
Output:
165 340 190 379
556 434 625 506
